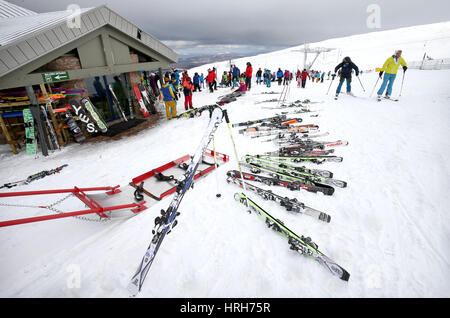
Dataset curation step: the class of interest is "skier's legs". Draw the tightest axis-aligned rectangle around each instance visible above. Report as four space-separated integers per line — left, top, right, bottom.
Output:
346 77 352 92
165 101 174 119
336 77 345 94
386 73 397 96
377 74 390 96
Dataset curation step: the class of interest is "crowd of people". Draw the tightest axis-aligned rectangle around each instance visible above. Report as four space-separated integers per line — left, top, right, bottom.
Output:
156 49 407 119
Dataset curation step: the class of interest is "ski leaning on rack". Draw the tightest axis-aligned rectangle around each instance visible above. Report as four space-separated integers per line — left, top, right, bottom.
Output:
234 193 350 281
108 84 127 122
128 107 224 296
40 105 60 150
226 175 331 222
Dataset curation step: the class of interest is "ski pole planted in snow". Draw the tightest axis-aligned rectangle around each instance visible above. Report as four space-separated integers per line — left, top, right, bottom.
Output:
326 77 334 95
356 75 365 92
398 71 406 98
370 76 381 97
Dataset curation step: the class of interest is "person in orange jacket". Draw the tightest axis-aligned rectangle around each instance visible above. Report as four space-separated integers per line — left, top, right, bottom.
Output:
182 77 194 110
245 62 253 90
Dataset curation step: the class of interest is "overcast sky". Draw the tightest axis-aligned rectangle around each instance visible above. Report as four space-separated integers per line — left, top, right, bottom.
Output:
9 0 450 56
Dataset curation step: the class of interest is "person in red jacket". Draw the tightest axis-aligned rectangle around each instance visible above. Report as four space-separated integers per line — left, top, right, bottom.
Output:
245 62 253 91
206 68 216 93
300 69 311 88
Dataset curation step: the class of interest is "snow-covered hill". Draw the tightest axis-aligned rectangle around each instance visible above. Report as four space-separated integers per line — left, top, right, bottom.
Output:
191 21 450 75
0 22 449 298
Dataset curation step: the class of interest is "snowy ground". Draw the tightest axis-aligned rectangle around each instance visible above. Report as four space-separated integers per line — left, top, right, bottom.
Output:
0 67 449 298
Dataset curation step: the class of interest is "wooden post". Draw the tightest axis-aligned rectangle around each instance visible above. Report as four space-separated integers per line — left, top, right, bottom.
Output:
40 84 64 147
0 114 18 154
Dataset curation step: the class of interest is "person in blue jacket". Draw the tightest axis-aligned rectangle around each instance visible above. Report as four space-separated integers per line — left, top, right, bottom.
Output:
276 68 283 85
265 69 271 88
232 65 240 88
193 72 201 92
172 67 180 86
199 73 205 89
334 56 359 97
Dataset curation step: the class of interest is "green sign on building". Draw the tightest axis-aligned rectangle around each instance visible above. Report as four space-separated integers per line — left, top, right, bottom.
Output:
42 71 70 83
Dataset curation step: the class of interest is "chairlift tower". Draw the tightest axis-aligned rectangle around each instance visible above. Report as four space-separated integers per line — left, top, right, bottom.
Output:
292 42 336 71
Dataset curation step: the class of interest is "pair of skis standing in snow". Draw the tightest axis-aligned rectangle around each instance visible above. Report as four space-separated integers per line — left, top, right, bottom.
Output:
330 50 407 101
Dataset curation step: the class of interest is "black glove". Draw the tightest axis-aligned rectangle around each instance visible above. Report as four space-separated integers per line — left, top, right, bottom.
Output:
403 66 408 72
356 71 359 76
379 71 384 78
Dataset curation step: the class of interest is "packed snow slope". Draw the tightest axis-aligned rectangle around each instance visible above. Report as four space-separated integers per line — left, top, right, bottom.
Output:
0 23 450 298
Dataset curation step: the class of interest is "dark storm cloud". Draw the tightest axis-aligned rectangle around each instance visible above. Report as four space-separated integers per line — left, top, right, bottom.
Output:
7 0 450 55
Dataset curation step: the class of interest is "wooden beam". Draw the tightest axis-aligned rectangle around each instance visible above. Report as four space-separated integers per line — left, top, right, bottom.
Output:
0 113 18 154
0 61 169 90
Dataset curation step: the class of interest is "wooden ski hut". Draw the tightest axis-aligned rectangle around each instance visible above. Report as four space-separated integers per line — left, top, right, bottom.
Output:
0 0 178 155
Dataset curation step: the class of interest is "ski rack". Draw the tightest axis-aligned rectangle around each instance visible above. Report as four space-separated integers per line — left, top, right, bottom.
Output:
129 149 229 201
0 186 147 228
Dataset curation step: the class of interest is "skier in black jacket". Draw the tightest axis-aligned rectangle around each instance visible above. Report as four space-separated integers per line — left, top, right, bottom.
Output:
334 56 359 98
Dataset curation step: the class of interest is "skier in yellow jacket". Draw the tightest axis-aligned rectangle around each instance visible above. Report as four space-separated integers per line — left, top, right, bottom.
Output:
161 77 177 119
377 50 407 100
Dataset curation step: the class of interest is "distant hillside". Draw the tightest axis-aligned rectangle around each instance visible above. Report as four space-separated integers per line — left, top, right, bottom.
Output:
174 52 247 70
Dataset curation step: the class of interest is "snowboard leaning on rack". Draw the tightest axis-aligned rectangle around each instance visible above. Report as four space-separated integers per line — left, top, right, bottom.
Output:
80 98 108 133
22 108 37 155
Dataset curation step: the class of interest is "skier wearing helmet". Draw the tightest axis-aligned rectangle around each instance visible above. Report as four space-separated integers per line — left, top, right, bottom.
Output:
377 50 407 100
334 56 359 99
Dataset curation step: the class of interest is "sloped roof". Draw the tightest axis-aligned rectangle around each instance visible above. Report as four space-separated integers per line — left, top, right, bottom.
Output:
0 0 37 19
0 2 177 79
0 8 92 46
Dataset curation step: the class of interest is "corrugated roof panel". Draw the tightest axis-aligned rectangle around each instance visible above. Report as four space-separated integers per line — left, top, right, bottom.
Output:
0 0 36 19
17 41 37 59
79 15 89 34
0 59 8 73
87 11 101 28
82 13 94 30
44 30 61 48
0 9 91 46
0 49 18 68
7 45 27 64
35 33 52 51
54 26 69 43
26 38 45 55
59 23 77 42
